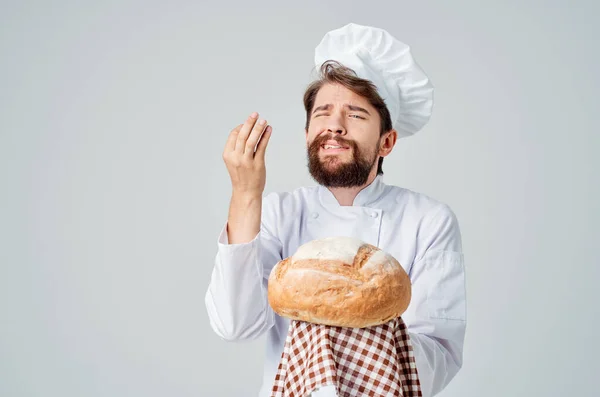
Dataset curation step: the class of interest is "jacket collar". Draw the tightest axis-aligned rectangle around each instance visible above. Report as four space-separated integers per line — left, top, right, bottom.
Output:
317 174 387 208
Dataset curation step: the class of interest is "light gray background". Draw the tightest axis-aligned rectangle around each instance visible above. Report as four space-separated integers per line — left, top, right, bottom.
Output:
1 1 598 396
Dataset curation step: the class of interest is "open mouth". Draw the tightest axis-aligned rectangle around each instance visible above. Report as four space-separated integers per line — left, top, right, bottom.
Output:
320 143 350 152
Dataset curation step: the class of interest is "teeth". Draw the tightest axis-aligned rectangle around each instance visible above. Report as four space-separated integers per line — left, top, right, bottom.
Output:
324 145 343 149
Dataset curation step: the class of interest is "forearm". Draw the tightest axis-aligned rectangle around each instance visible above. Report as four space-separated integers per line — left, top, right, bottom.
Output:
227 192 262 244
206 193 282 341
409 331 464 397
205 232 274 341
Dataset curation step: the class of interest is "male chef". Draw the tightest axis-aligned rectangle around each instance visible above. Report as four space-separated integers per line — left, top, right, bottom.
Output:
205 23 467 397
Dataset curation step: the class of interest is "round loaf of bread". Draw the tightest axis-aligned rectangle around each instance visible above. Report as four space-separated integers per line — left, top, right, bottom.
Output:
267 236 411 328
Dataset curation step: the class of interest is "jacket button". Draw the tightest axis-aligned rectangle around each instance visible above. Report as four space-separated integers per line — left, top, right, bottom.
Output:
370 212 379 218
312 212 319 219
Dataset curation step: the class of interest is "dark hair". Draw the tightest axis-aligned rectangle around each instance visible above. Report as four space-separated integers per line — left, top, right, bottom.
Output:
303 60 393 175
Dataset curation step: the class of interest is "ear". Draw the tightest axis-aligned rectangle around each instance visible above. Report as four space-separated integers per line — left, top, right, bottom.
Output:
379 129 398 157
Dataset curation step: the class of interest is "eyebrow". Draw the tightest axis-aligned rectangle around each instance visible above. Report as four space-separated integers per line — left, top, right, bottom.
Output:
312 104 371 116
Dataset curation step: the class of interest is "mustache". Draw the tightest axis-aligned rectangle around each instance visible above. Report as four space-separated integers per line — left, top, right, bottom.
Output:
312 134 355 148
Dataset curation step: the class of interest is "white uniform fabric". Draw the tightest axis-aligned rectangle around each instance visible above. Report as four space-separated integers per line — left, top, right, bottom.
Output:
205 175 467 397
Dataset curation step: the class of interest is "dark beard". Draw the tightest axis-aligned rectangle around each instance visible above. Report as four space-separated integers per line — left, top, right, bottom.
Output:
307 135 379 188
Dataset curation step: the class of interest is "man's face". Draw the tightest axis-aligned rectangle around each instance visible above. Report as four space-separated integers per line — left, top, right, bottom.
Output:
305 83 383 188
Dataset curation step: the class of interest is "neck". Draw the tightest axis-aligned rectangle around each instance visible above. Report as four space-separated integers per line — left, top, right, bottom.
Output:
328 168 379 206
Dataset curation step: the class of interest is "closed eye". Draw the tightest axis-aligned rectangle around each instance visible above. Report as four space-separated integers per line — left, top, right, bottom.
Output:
313 113 365 119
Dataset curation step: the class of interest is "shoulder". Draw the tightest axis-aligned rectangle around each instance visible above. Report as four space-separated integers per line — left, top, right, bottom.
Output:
260 186 317 236
381 184 464 256
386 183 454 211
263 184 319 210
384 183 459 224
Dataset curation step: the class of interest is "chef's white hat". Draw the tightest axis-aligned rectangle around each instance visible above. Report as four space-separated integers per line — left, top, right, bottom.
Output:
314 23 434 138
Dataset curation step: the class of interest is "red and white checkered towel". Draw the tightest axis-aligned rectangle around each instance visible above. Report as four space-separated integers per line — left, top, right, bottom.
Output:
270 317 422 397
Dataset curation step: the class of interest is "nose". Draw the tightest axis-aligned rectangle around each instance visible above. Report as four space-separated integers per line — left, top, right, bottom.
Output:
326 114 346 136
328 126 346 135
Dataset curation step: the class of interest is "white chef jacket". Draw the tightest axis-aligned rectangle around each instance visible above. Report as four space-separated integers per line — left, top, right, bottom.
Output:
205 175 467 397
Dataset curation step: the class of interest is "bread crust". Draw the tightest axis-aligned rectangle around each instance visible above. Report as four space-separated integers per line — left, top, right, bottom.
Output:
267 237 411 328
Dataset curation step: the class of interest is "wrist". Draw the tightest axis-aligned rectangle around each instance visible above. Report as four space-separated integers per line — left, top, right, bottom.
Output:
231 190 262 205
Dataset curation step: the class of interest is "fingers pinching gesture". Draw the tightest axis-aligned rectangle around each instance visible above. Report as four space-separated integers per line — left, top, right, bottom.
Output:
222 112 272 197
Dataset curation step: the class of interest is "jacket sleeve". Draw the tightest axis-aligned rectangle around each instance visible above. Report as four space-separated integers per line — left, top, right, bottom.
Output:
204 193 283 341
404 204 467 397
